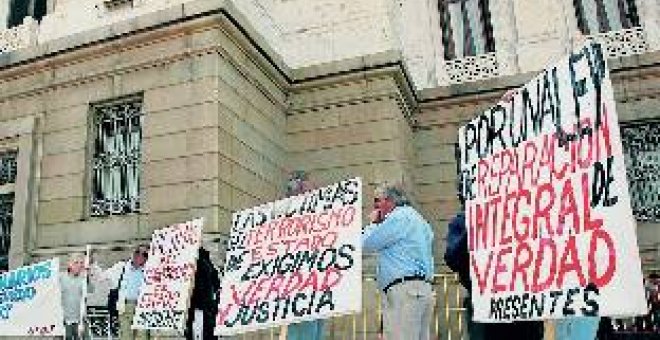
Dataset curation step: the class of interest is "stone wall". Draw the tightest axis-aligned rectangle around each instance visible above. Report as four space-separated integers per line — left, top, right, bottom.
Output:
287 70 416 203
0 9 288 268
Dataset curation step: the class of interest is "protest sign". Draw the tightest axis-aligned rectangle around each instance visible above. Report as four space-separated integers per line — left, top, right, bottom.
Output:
0 258 64 336
216 178 362 336
132 218 203 331
457 42 647 322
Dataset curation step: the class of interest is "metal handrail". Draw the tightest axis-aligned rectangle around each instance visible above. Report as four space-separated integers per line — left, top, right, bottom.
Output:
86 273 467 340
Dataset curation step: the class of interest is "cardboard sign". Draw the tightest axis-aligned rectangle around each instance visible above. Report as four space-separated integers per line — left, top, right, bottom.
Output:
457 42 647 322
0 258 65 336
132 218 203 331
216 178 363 336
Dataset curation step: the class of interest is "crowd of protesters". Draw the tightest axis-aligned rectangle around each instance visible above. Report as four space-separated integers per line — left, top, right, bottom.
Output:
32 168 660 340
57 244 220 340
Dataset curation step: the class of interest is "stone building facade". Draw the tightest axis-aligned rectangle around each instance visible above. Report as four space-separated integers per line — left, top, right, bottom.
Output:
0 1 659 336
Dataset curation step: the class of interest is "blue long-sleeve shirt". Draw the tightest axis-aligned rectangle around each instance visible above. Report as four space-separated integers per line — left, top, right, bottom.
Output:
121 264 145 301
362 205 435 290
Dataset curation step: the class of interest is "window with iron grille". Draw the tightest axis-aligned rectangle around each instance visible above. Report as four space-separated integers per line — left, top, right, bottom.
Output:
0 150 17 271
90 96 143 217
0 151 17 187
438 0 495 60
621 120 660 222
7 0 48 28
573 0 640 35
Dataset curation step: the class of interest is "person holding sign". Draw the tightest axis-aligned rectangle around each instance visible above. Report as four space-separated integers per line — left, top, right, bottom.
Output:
362 183 434 340
185 247 221 340
280 170 326 340
97 245 150 340
60 253 92 340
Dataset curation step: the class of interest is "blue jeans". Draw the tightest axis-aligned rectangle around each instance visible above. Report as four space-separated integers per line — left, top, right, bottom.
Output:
287 320 325 340
555 317 600 340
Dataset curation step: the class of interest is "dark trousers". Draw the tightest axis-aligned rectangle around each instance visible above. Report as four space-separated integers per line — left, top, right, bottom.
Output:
65 324 80 340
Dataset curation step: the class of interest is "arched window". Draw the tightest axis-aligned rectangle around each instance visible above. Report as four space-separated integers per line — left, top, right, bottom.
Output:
438 0 495 60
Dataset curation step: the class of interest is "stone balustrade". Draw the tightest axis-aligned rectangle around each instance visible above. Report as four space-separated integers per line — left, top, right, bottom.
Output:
0 17 38 54
587 27 648 59
444 52 501 84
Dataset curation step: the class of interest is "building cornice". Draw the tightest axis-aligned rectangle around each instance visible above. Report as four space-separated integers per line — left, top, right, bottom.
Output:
419 49 660 108
0 6 293 110
288 50 419 126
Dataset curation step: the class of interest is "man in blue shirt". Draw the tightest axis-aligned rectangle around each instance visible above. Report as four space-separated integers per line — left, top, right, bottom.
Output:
362 183 434 340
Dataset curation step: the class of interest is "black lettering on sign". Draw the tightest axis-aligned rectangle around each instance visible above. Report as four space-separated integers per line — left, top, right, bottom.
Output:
226 251 247 273
582 283 600 316
27 324 56 336
549 290 563 314
562 287 580 316
134 310 185 329
591 156 619 208
488 292 546 321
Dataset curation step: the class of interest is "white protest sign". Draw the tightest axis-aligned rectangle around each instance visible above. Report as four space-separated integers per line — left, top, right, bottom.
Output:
132 218 203 331
0 258 65 336
457 42 647 322
216 178 363 336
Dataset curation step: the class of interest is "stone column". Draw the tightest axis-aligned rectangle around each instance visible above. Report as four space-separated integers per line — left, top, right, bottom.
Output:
640 0 660 52
430 0 451 86
556 0 580 52
398 0 443 89
0 116 40 269
0 0 11 29
491 0 519 76
46 0 56 14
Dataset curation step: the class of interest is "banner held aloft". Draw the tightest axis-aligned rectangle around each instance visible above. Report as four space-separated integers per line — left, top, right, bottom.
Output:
216 178 363 336
132 218 203 331
0 258 65 336
458 41 647 322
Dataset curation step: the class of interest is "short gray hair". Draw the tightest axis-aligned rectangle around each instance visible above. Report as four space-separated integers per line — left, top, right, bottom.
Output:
67 253 85 266
375 183 410 207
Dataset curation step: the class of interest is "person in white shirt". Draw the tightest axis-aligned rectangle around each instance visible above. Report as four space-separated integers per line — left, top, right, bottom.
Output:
60 253 92 340
95 245 149 340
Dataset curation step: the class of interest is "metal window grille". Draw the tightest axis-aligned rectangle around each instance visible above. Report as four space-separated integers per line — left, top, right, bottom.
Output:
573 0 640 35
87 306 118 339
7 0 48 28
90 96 143 217
0 151 17 186
0 193 14 271
621 121 660 222
0 150 17 271
438 0 495 60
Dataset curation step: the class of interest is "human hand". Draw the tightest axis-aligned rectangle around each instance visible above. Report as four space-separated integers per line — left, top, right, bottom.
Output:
369 209 383 224
501 88 517 103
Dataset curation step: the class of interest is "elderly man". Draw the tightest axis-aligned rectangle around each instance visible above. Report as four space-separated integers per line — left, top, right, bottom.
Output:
60 253 91 340
97 244 150 340
362 183 434 340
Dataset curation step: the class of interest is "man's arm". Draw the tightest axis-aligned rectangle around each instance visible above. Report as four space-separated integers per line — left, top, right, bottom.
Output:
90 261 124 287
362 212 405 252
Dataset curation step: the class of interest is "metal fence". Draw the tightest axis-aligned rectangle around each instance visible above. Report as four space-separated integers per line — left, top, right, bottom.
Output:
86 274 467 340
85 273 660 340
